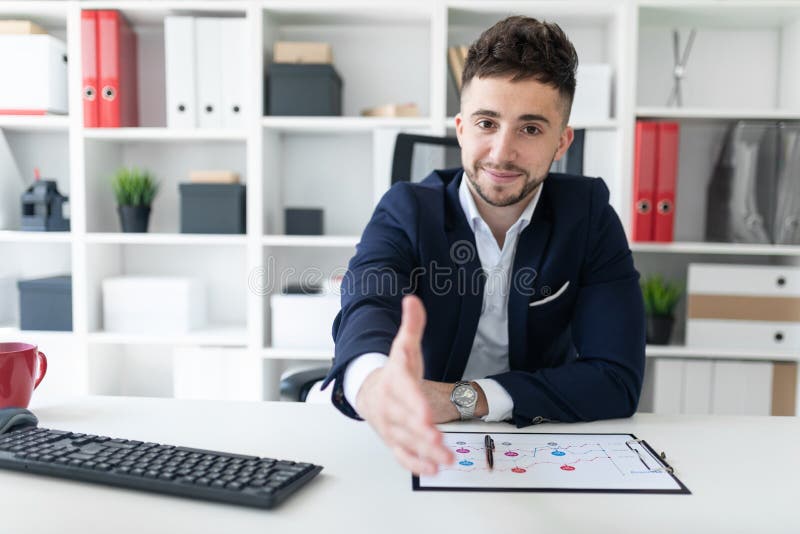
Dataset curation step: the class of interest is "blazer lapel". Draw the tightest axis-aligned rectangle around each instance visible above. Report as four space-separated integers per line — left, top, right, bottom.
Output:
441 172 485 382
507 184 553 371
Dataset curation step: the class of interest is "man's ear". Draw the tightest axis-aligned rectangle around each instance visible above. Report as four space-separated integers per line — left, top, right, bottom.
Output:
553 126 575 162
454 113 463 147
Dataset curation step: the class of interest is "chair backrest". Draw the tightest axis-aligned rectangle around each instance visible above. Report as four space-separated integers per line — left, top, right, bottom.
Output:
391 133 461 184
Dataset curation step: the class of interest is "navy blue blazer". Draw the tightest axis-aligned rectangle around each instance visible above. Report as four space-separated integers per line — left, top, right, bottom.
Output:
321 169 645 427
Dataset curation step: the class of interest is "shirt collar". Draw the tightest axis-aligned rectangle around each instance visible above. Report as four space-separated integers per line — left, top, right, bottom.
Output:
458 171 542 235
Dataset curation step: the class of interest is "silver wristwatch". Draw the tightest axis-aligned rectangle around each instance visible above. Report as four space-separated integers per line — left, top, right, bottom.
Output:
450 381 478 420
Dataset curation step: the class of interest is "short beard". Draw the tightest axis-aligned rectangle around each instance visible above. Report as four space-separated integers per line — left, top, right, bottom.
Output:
465 165 547 208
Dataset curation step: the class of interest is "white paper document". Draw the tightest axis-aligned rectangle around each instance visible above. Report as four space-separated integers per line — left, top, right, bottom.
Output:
415 432 689 494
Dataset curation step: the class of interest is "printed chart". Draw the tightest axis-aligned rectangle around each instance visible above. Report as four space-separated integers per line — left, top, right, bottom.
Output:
415 432 689 494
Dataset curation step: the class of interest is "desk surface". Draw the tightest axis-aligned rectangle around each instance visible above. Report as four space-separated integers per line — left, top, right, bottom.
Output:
3 396 797 534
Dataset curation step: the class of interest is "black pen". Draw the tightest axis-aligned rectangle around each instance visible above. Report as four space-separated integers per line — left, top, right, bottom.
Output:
484 434 494 470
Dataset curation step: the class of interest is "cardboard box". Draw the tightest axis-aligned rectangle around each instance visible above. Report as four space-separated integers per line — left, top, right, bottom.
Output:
361 103 419 117
102 276 206 334
0 20 47 35
270 294 341 349
188 170 240 184
274 41 332 64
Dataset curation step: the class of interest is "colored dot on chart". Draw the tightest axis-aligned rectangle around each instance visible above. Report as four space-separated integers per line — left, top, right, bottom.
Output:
459 460 474 466
551 450 566 457
560 465 576 471
504 451 519 457
512 467 527 474
456 448 470 454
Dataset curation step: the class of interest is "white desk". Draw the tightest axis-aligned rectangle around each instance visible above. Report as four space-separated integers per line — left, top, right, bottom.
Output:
3 396 797 534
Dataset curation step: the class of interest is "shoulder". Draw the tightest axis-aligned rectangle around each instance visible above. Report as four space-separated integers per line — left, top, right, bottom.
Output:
544 173 611 219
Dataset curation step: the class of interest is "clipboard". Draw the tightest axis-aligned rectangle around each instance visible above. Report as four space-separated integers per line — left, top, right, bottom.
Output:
413 432 691 494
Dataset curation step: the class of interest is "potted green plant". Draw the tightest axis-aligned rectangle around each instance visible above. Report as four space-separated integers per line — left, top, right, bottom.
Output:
111 167 158 233
640 274 683 345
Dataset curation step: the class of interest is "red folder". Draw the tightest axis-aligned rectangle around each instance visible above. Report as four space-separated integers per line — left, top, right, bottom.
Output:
653 122 680 242
81 10 98 127
632 121 657 241
97 10 138 127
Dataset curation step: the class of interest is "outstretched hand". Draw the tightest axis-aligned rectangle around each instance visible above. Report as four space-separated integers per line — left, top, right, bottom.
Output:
355 295 455 475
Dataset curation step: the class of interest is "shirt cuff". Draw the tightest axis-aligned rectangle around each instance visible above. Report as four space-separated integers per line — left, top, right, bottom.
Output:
342 352 389 415
473 378 514 422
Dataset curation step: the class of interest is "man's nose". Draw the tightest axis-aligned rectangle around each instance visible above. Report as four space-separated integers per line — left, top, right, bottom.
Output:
489 127 517 164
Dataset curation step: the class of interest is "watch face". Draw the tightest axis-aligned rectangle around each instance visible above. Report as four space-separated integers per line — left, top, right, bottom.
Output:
453 385 476 407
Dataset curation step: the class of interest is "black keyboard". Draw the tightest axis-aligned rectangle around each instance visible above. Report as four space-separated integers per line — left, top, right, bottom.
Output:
0 426 322 509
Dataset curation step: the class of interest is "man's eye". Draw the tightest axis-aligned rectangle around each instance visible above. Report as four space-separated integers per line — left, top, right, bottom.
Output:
523 126 541 135
476 120 494 129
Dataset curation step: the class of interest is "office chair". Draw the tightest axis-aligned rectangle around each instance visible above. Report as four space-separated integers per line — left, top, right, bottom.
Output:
278 133 461 402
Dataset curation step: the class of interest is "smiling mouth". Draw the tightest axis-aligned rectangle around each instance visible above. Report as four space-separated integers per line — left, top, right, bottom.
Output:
483 168 522 183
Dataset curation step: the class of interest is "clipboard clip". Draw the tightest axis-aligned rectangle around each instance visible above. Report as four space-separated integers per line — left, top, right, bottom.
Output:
627 439 675 474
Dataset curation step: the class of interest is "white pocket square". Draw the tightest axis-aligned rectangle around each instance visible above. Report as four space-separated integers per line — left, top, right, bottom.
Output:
529 281 570 307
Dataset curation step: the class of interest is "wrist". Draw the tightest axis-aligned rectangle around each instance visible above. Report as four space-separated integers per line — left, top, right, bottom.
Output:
355 367 383 418
471 381 488 418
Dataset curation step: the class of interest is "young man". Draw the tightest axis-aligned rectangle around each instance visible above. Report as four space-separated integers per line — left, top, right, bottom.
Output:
321 16 645 476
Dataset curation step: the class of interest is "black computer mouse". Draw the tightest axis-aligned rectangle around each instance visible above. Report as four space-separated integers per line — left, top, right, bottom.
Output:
0 408 39 434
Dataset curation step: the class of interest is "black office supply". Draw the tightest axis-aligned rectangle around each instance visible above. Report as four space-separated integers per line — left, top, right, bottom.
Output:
20 179 70 232
0 421 323 509
484 434 494 470
285 208 324 235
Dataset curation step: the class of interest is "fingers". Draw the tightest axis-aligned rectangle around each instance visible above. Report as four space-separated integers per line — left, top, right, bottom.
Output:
391 295 427 378
396 295 426 347
392 445 438 476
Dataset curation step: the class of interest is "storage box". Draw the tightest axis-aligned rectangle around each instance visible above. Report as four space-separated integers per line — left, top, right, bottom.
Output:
179 183 246 234
173 347 262 401
570 64 611 124
273 42 333 64
267 64 342 116
285 208 323 235
17 275 72 331
102 276 206 334
0 35 67 114
270 294 341 349
686 263 800 350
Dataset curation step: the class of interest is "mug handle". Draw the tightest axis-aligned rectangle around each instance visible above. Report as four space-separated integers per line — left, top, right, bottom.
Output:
34 351 48 389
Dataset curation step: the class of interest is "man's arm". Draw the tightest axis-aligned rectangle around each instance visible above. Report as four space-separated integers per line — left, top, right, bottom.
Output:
344 355 513 423
489 178 646 427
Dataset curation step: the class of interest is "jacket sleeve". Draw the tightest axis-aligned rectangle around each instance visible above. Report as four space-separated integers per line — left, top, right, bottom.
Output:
320 183 420 419
489 178 646 427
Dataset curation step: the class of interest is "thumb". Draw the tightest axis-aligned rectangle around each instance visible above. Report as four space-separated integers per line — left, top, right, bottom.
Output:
397 294 426 345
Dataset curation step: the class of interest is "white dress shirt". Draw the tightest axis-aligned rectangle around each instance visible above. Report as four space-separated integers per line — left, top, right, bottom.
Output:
342 175 542 422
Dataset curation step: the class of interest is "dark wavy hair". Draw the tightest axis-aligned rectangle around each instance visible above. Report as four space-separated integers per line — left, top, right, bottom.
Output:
462 16 579 122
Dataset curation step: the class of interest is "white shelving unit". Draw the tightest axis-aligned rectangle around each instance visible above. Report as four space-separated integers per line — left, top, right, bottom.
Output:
0 1 797 413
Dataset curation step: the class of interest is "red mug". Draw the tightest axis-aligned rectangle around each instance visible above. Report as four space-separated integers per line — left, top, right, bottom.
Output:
0 342 47 409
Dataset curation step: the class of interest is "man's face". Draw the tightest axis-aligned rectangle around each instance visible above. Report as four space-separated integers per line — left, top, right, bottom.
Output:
455 76 574 208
